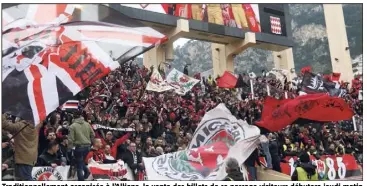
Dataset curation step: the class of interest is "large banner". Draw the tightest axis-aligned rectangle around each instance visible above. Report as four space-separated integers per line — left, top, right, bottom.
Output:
259 155 362 180
121 4 261 32
32 166 70 181
2 4 166 125
143 104 261 180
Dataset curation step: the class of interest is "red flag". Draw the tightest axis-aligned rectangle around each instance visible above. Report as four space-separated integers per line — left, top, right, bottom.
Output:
257 94 353 132
301 66 311 74
260 96 290 120
331 72 341 81
216 71 238 88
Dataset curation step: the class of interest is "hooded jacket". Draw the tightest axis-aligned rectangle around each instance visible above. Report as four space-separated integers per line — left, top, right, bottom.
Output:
223 169 244 181
68 117 95 147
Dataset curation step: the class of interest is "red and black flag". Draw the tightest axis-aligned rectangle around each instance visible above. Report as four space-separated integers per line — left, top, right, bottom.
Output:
256 94 354 132
301 72 328 94
301 72 346 97
2 4 167 125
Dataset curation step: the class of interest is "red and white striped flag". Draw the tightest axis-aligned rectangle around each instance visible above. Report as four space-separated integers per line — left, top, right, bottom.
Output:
59 100 79 111
2 4 167 125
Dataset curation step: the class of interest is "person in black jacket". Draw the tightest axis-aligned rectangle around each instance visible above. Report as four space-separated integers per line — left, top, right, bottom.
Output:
58 136 70 165
223 157 244 181
122 142 143 179
37 141 62 167
268 133 282 172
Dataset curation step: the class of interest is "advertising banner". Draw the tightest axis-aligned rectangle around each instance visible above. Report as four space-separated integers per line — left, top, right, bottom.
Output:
121 4 261 32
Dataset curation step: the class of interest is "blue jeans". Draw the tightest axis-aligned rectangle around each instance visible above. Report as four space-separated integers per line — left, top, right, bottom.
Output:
15 164 33 181
261 142 272 169
74 146 90 181
247 166 257 181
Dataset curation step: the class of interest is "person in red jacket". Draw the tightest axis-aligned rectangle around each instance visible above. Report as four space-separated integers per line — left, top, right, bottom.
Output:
85 138 106 164
87 132 132 164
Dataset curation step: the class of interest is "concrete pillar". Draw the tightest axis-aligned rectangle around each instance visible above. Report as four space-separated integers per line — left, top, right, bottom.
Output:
143 19 189 69
211 43 227 78
212 32 256 77
143 45 165 69
272 47 296 80
323 4 354 83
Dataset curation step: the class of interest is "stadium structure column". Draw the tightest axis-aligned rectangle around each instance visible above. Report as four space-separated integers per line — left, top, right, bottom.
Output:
272 47 296 81
323 4 354 83
212 32 256 77
143 19 189 69
211 43 227 77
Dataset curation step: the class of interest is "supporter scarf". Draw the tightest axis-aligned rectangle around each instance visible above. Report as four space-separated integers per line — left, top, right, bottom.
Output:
92 124 134 132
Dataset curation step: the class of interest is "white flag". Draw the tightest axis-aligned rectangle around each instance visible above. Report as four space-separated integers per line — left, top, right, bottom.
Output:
146 70 173 92
166 68 200 95
267 68 287 87
143 103 260 180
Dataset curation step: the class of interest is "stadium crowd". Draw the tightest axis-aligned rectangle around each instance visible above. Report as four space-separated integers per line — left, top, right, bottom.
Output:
2 62 363 181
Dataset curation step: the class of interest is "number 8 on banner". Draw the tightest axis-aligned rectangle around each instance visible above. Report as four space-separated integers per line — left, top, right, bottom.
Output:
326 157 336 180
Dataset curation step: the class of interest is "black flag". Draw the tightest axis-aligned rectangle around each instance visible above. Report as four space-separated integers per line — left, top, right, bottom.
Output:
301 72 345 97
235 74 247 88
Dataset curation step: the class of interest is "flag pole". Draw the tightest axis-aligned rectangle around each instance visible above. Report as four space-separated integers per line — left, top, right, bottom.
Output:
352 115 357 131
250 79 254 99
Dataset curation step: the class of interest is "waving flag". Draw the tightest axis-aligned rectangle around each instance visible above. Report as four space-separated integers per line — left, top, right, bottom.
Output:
2 4 167 125
257 94 354 132
166 68 200 95
301 72 346 97
301 72 328 94
143 104 260 180
146 69 173 92
216 71 238 88
266 68 287 87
